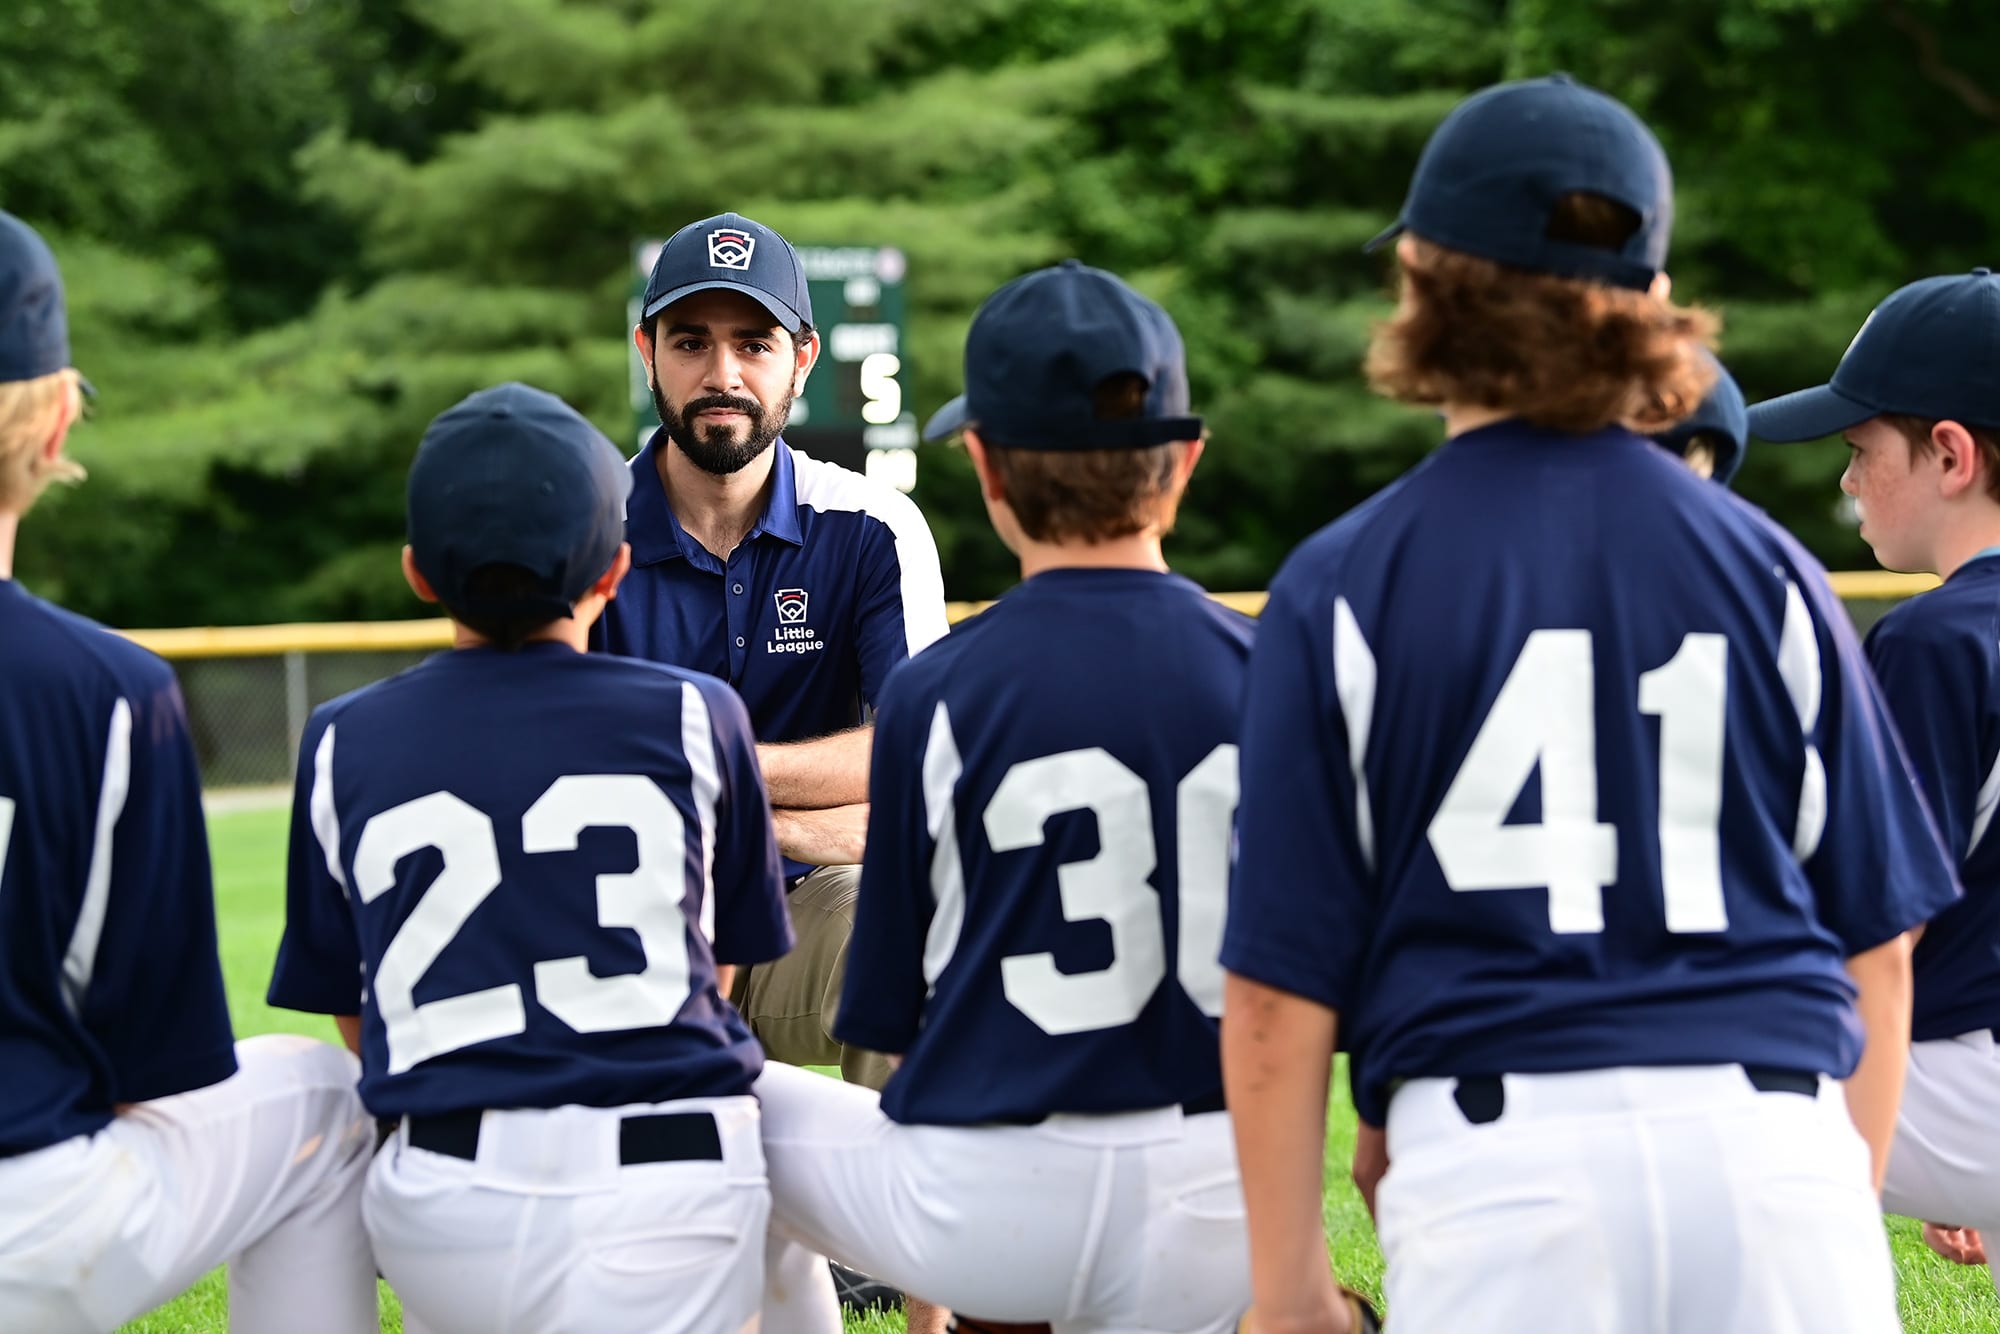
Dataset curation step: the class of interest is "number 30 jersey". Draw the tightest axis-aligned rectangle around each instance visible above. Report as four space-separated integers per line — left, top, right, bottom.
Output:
837 568 1254 1126
1224 421 1961 1127
267 644 792 1120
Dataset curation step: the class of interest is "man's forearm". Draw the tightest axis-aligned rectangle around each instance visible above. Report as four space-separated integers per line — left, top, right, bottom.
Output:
772 803 869 866
1843 930 1915 1194
758 727 872 809
1222 971 1353 1334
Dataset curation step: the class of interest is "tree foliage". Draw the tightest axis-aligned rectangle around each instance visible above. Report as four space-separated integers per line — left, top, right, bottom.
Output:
5 0 1995 624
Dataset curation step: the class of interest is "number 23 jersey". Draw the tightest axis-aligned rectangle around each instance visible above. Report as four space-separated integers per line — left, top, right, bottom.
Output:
1224 422 1960 1127
267 644 792 1119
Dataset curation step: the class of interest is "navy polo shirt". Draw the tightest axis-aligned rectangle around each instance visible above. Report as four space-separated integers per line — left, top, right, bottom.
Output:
597 431 949 750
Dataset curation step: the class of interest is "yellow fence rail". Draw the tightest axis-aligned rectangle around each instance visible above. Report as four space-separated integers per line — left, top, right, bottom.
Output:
118 576 1933 661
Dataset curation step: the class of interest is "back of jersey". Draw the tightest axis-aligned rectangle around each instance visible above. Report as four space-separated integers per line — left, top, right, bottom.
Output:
1226 422 1958 1126
0 582 236 1154
838 568 1253 1125
268 644 789 1120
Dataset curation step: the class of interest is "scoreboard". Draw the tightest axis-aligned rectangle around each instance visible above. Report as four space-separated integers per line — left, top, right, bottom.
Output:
628 241 918 493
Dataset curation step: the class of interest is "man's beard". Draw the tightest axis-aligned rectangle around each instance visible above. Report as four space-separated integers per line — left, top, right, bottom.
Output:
653 380 794 476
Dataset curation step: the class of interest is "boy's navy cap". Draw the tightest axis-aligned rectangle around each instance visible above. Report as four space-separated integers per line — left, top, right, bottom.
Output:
407 382 633 623
1365 74 1673 292
922 260 1203 449
1653 350 1749 485
0 209 76 385
1748 269 2000 442
641 212 813 332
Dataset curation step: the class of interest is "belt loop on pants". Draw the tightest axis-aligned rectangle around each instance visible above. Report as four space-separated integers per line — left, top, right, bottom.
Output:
404 1109 724 1165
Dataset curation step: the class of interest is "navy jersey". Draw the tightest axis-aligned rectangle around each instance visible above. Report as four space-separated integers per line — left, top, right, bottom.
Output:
1864 554 2000 1040
267 644 791 1119
1223 422 1959 1127
837 569 1254 1126
0 580 237 1156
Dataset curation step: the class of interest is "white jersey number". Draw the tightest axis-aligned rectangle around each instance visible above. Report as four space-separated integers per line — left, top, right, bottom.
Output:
1428 629 1730 934
980 744 1237 1036
354 775 693 1074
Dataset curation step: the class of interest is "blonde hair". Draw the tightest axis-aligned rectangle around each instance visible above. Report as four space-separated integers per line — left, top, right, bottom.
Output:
0 368 85 514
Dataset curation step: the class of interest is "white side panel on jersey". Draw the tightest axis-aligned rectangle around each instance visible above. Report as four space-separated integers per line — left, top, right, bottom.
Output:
988 749 1166 1036
790 449 950 655
920 701 966 992
1331 597 1378 871
62 696 132 1016
1968 664 2000 858
0 798 14 885
1777 581 1828 861
311 723 348 896
679 681 721 943
526 775 694 1033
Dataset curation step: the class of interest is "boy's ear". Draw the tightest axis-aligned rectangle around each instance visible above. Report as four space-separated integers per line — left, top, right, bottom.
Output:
1935 420 1983 495
962 429 1007 505
401 547 441 604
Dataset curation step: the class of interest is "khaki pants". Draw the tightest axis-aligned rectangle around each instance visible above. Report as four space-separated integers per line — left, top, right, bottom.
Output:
730 864 894 1090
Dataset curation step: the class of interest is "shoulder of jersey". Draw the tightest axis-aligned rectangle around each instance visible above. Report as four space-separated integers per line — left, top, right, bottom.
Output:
18 596 178 699
788 445 929 535
1868 575 1989 651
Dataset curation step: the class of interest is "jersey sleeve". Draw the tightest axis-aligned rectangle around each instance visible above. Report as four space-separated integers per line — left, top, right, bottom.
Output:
83 672 239 1103
700 679 793 966
267 709 365 1016
832 667 937 1053
1864 608 1985 865
852 497 950 710
1797 573 1960 950
1221 570 1379 1014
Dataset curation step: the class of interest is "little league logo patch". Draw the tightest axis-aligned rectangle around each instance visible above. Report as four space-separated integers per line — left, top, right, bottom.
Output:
775 588 809 624
708 228 756 271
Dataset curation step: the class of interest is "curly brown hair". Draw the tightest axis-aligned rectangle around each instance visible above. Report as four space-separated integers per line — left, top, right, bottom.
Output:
1366 195 1718 435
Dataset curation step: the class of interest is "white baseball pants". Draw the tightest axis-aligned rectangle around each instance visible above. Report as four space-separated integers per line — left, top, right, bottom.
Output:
0 1033 376 1334
1882 1028 2000 1290
364 1093 770 1334
754 1060 1251 1334
1376 1064 1900 1334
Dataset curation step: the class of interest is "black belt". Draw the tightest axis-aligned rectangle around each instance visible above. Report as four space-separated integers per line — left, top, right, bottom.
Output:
405 1109 723 1164
987 1090 1226 1127
1449 1065 1819 1127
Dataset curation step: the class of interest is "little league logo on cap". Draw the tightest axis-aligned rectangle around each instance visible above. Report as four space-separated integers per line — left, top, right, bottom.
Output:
707 228 756 271
1749 269 2000 442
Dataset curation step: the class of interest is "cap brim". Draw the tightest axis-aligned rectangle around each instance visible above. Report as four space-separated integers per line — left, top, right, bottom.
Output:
642 280 802 332
922 395 971 442
1362 221 1405 254
1746 385 1879 443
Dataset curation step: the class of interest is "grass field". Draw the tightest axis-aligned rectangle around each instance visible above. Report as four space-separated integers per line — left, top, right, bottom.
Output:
127 805 1998 1332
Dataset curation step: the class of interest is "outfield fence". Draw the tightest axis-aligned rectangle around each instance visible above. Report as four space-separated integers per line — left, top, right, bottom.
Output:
121 577 1933 791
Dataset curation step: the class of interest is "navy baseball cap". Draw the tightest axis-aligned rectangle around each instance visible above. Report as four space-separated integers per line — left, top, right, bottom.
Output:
407 382 633 623
1366 74 1673 292
0 209 78 386
1748 269 2000 442
641 212 813 332
922 260 1203 449
1653 351 1749 485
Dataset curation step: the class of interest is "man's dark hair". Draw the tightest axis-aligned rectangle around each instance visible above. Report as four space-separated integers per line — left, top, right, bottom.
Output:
445 563 562 651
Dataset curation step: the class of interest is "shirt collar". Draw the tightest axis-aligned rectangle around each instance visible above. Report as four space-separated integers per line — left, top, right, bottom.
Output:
624 431 804 567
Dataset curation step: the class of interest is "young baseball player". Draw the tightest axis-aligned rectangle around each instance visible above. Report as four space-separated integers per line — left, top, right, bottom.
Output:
1654 349 1749 485
0 210 378 1333
267 381 794 1334
1749 268 2000 1288
756 261 1258 1334
1221 76 1960 1334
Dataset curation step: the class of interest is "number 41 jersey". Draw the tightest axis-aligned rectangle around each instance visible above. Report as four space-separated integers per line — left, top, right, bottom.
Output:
1224 422 1961 1127
836 568 1254 1126
268 644 792 1120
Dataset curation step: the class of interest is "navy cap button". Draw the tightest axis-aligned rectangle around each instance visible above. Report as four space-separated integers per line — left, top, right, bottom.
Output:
1975 267 1993 277
1549 71 1576 84
1061 258 1082 268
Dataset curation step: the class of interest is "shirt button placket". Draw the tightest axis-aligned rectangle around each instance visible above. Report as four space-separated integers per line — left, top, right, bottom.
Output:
727 558 750 676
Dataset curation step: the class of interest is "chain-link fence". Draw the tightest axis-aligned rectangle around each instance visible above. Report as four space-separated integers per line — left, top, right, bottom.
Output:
137 580 1928 793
